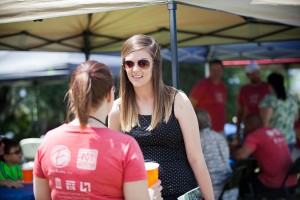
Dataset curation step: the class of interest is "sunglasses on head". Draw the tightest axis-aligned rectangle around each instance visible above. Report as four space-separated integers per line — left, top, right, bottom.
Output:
123 60 151 70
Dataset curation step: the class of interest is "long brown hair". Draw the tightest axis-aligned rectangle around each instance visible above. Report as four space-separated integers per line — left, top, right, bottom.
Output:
120 34 175 132
66 60 113 130
267 72 286 100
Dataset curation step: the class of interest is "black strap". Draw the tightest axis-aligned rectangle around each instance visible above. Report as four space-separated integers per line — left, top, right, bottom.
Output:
89 116 106 126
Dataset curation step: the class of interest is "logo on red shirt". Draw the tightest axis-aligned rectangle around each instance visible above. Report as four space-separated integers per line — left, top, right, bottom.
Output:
76 148 98 170
51 145 71 168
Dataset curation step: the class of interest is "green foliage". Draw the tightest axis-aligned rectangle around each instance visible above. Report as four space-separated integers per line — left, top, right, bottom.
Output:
162 61 204 93
0 82 68 142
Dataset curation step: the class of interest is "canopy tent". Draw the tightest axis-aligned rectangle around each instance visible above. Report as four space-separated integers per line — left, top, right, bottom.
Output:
162 40 300 63
0 0 299 25
251 0 300 6
0 0 299 87
0 51 121 85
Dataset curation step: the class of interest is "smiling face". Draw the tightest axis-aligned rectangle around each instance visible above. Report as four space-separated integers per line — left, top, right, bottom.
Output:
124 49 153 89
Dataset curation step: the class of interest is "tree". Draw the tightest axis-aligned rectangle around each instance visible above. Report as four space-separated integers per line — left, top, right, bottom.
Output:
0 82 68 142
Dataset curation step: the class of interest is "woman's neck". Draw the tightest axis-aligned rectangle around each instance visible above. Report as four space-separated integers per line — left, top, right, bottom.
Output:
70 104 108 128
88 106 107 127
135 93 154 115
134 85 154 101
133 84 154 115
89 116 106 127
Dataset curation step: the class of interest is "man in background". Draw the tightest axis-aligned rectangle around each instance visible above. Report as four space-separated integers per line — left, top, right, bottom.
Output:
235 61 270 140
189 60 227 133
230 114 297 199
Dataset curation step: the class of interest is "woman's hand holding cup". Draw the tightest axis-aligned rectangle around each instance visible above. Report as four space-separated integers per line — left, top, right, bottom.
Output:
148 180 163 200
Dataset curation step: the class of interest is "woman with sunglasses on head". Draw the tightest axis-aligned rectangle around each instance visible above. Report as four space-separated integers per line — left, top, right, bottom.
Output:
33 60 151 200
108 34 214 200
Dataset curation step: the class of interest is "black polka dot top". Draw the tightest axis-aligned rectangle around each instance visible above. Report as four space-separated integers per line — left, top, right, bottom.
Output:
124 93 197 200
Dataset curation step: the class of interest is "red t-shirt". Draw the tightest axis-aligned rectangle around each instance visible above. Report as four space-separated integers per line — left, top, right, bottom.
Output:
34 124 147 200
237 81 270 116
190 78 227 132
244 127 297 188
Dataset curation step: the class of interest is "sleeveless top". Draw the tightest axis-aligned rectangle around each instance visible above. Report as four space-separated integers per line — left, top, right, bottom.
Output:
124 92 197 199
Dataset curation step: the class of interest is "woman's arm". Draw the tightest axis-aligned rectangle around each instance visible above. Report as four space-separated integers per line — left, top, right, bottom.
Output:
0 180 23 188
33 176 51 200
174 91 214 200
260 107 273 127
108 99 121 131
124 180 151 200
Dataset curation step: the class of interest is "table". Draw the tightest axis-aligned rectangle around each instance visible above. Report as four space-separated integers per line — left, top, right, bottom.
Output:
0 183 34 200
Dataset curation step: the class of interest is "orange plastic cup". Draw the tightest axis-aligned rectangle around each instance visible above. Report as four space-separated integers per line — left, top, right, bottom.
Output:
145 162 159 187
22 168 33 183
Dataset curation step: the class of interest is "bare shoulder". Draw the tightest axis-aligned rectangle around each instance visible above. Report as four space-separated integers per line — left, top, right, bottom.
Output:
174 90 194 118
174 90 191 108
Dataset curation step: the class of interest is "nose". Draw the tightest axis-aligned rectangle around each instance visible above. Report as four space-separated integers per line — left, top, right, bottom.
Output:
132 63 141 71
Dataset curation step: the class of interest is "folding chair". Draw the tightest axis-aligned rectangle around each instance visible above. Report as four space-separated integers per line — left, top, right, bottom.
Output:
19 138 43 161
218 165 246 200
219 159 256 200
280 157 300 199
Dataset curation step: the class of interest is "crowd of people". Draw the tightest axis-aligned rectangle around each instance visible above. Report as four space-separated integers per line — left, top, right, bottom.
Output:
0 34 299 200
189 58 299 199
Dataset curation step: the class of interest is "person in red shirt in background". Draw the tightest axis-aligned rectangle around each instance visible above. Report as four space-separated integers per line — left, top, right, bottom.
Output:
235 61 270 140
231 114 297 199
189 60 227 133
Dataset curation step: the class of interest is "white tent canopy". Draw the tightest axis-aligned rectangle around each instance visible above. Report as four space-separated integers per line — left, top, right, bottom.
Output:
0 0 299 26
0 1 299 53
0 0 299 87
251 0 300 6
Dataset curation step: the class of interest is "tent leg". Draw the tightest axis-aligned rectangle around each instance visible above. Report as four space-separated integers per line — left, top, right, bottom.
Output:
83 25 91 61
168 2 179 89
85 53 90 61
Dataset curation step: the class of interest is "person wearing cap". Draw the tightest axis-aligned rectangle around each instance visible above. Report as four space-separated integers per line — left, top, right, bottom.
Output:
189 60 227 133
235 61 270 140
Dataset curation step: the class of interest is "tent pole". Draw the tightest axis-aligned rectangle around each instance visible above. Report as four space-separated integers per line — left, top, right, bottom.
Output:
84 30 90 61
168 2 179 89
83 14 92 61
